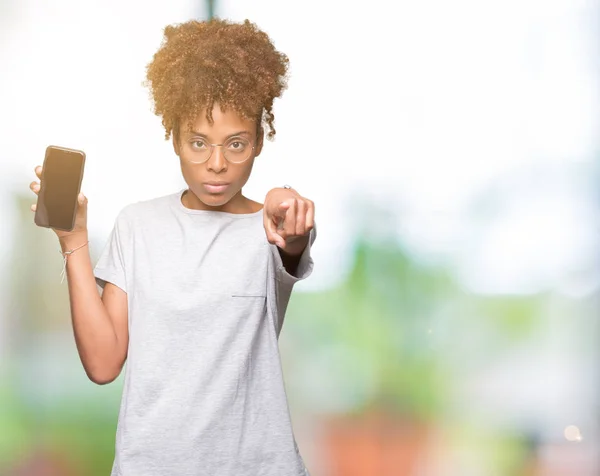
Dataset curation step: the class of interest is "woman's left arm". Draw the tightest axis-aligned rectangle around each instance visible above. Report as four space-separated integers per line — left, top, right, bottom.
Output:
263 186 315 276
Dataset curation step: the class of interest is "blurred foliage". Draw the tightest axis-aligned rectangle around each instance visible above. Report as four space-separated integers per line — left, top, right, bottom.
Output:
0 196 119 474
0 362 120 475
286 225 547 422
287 237 451 420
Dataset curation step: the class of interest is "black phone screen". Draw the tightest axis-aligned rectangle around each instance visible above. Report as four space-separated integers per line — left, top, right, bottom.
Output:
35 146 85 231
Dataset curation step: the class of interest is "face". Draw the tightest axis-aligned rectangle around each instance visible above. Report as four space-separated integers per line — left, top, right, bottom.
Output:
173 103 263 213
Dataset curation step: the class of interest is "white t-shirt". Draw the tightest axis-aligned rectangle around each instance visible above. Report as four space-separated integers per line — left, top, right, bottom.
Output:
93 188 316 476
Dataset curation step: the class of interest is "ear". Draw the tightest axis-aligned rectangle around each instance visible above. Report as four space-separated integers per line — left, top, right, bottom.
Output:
254 125 264 157
172 133 181 156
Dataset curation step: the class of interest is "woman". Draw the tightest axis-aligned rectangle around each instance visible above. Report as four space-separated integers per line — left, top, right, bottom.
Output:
29 18 316 476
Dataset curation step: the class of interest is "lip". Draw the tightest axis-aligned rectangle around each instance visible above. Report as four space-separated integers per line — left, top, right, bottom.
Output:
203 182 230 194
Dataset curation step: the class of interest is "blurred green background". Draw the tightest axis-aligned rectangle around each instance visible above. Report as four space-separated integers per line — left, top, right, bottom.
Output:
1 0 599 475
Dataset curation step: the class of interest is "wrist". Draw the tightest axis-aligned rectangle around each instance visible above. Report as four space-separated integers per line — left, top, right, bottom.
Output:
281 185 298 195
269 185 299 196
59 232 89 252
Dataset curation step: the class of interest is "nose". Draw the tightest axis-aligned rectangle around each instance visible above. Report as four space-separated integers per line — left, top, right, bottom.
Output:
207 144 227 173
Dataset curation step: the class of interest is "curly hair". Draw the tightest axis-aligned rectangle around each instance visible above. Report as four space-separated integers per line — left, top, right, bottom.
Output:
145 18 289 141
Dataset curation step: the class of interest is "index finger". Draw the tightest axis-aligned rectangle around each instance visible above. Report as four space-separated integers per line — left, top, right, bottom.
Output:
263 212 285 247
35 166 42 179
273 201 290 219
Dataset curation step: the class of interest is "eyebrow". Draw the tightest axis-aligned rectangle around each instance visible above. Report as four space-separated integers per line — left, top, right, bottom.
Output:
187 130 252 139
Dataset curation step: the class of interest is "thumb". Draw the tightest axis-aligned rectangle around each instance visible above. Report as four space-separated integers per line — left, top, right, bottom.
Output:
78 193 87 205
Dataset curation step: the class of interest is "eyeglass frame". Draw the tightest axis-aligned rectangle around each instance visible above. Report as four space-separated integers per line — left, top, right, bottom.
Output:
182 137 257 165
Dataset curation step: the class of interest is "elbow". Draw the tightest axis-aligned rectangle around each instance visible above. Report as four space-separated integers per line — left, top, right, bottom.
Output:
89 374 117 386
86 365 121 386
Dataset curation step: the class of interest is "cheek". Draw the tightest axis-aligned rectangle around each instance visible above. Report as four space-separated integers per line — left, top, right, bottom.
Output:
178 162 208 195
235 160 255 185
179 160 194 183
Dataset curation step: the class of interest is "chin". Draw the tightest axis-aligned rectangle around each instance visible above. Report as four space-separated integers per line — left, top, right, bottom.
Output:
204 196 232 208
194 190 234 208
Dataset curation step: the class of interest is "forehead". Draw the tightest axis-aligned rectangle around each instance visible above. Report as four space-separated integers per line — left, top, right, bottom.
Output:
184 104 257 135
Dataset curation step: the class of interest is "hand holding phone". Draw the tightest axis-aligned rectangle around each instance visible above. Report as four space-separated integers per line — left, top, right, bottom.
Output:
31 145 88 241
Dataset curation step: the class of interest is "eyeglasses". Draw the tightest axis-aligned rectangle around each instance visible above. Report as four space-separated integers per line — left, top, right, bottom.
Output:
184 137 255 164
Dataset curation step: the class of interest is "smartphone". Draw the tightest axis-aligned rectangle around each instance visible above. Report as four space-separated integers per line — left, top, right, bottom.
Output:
35 145 86 232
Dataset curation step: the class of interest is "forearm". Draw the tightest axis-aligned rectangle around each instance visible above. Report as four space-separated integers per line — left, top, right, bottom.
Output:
264 184 314 276
60 234 121 383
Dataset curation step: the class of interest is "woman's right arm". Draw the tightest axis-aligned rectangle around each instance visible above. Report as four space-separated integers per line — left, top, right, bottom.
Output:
60 233 129 385
30 166 129 385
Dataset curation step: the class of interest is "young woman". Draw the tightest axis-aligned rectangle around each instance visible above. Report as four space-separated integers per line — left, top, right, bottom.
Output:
29 18 316 476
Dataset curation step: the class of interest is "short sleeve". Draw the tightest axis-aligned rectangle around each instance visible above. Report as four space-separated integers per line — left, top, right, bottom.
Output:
270 222 317 287
94 211 128 293
267 223 317 335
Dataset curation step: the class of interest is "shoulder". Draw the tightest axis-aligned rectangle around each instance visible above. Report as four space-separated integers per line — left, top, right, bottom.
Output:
114 190 179 230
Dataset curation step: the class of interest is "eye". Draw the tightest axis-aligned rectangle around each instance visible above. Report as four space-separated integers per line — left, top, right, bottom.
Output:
191 139 208 150
226 138 249 151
